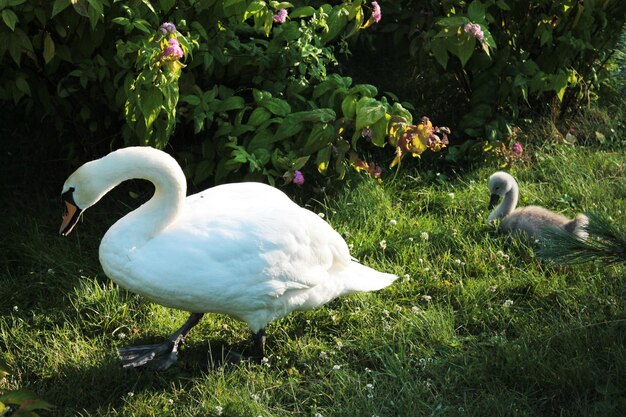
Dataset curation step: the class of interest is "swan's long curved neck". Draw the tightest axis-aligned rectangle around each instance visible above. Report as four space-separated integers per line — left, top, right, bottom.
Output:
98 148 187 249
491 183 519 220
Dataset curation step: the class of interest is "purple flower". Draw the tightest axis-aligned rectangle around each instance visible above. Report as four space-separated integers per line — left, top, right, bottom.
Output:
511 142 523 157
164 38 183 59
160 22 176 35
273 9 288 24
371 1 382 23
293 170 304 186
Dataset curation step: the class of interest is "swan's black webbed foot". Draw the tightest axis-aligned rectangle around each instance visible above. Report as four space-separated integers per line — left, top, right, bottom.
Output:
118 312 204 371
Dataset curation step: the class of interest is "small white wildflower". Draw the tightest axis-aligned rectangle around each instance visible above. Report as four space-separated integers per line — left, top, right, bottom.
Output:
332 364 341 370
314 413 324 417
12 306 18 312
251 394 260 401
168 399 174 404
458 407 465 412
367 393 374 399
364 367 372 373
421 295 432 302
488 285 497 292
331 314 338 322
419 258 424 264
366 383 374 390
47 268 55 275
215 405 223 415
127 392 134 397
420 232 429 241
348 243 354 251
318 212 325 218
408 237 414 242
454 259 462 265
423 267 430 272
261 357 270 367
394 305 402 312
379 239 387 250
336 340 343 349
117 332 126 339
411 306 421 314
354 306 361 314
503 299 514 308
319 351 328 359
382 309 390 316
448 192 455 199
403 273 411 280
389 219 397 226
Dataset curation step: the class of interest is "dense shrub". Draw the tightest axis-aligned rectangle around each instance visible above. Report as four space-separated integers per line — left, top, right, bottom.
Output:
362 0 626 142
0 0 450 185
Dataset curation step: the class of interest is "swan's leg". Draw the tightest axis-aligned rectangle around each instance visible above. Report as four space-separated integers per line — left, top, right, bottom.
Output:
118 312 204 371
251 328 266 361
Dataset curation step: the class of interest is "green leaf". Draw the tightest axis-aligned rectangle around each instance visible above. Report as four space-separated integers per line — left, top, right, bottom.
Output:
467 0 485 22
51 0 71 17
430 37 449 69
288 109 335 124
436 16 470 28
2 9 18 31
446 35 475 67
273 118 303 141
355 97 386 130
289 6 315 18
15 78 30 96
495 0 511 10
320 6 348 44
259 97 291 116
43 32 55 64
140 88 163 129
247 107 272 127
370 113 390 147
341 95 357 118
181 95 201 106
216 96 245 112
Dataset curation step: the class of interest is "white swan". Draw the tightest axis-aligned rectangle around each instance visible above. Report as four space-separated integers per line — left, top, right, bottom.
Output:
487 171 588 241
59 146 397 370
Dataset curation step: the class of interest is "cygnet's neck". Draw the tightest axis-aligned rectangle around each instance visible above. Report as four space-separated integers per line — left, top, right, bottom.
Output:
99 147 187 249
491 182 519 220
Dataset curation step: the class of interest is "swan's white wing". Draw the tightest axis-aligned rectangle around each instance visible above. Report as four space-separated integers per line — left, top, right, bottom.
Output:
116 183 353 329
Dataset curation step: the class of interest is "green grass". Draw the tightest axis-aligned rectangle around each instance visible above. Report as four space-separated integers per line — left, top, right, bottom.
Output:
1 145 625 417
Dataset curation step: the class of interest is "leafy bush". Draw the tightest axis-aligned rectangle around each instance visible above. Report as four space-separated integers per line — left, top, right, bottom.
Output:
0 0 449 186
360 0 626 141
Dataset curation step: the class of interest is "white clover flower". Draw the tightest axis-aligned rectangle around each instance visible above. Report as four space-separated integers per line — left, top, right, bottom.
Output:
12 306 18 312
365 367 372 373
488 285 497 292
403 273 411 280
420 232 429 241
408 237 414 242
127 392 134 397
319 351 328 359
411 305 421 313
389 219 397 226
366 383 374 390
117 332 126 339
318 212 325 218
47 268 55 275
332 364 341 370
168 399 174 404
261 357 270 367
503 299 514 308
448 192 455 199
421 295 432 302
215 405 223 415
379 239 387 250
454 259 462 264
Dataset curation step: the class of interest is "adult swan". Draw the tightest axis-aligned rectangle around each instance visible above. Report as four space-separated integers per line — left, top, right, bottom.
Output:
59 147 397 370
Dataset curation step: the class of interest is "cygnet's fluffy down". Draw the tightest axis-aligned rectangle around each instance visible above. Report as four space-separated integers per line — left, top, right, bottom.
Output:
487 171 588 241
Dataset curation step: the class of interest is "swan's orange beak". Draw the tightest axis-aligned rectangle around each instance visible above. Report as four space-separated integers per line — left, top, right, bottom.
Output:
59 201 82 236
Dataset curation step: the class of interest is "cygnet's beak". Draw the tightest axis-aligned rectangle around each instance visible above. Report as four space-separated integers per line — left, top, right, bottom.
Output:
488 193 500 210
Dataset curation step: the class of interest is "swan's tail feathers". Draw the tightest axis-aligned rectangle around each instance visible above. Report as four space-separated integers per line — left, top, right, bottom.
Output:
565 214 589 240
341 261 398 294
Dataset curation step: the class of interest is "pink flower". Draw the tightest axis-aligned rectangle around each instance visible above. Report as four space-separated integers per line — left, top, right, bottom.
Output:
164 38 183 59
511 142 523 157
463 23 484 41
293 170 304 185
371 1 382 23
273 9 288 24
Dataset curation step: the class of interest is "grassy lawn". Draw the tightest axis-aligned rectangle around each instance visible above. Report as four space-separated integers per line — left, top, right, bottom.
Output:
1 143 624 416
